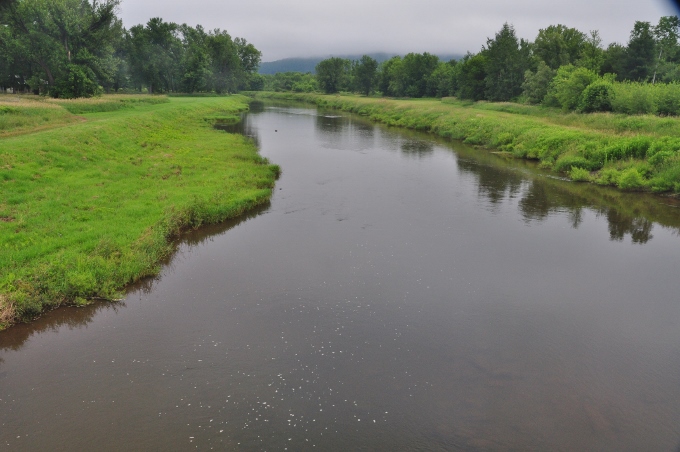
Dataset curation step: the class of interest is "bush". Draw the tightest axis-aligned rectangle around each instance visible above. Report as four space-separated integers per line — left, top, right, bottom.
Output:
655 83 680 116
570 166 592 181
545 65 598 111
554 155 599 173
51 64 103 99
579 80 613 112
617 168 645 190
611 82 656 115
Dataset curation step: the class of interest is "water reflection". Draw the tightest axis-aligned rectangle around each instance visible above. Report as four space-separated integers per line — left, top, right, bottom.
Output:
0 301 125 352
456 152 663 244
400 139 435 157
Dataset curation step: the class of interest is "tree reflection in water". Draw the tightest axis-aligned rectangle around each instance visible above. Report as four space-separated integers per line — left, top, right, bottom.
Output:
456 153 660 244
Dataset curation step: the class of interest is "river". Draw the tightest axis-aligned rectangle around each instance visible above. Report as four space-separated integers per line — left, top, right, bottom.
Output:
1 102 680 450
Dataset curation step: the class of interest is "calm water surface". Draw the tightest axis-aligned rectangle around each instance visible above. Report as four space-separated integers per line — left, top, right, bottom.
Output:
2 103 680 451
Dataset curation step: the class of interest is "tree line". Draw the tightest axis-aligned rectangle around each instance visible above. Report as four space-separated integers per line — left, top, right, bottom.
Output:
302 17 680 115
0 0 263 97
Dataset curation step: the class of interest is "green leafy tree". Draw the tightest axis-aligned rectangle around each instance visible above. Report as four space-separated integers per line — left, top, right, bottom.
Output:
577 31 605 73
652 16 680 82
625 21 656 81
234 36 261 90
522 60 556 104
205 29 240 93
378 56 402 96
601 43 627 79
483 23 531 101
178 24 210 93
533 24 587 69
456 52 488 100
353 55 378 95
0 0 121 96
126 18 182 93
315 57 350 93
426 60 457 97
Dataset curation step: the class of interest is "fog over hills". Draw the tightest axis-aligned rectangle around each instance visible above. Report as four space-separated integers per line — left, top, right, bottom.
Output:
259 53 464 74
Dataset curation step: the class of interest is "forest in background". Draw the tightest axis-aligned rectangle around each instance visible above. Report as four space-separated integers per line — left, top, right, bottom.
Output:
0 0 263 97
265 17 680 116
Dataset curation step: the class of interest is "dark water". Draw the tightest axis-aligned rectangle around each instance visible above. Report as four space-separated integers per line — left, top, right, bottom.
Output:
2 104 680 451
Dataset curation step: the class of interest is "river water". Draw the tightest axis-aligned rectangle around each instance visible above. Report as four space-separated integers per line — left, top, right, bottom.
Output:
2 102 680 451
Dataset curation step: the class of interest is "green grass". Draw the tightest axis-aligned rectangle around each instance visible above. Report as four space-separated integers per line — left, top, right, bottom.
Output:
0 95 279 329
252 92 680 193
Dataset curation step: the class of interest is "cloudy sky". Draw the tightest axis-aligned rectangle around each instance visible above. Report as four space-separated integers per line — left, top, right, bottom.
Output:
118 0 678 62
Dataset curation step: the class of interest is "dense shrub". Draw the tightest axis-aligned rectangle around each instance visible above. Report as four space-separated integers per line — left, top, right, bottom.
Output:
544 65 598 110
579 79 614 112
618 168 645 190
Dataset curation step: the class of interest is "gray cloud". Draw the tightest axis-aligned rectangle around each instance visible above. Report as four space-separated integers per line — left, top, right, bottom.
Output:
118 0 677 61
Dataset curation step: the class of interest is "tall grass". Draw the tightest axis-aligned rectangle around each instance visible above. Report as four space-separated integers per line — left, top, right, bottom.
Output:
255 92 680 193
0 95 76 136
0 95 279 329
48 94 169 114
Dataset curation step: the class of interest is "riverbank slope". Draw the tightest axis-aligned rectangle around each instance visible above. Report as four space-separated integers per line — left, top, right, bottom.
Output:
0 95 279 329
253 92 680 194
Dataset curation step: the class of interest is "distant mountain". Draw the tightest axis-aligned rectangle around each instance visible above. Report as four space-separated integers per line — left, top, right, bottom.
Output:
259 52 463 74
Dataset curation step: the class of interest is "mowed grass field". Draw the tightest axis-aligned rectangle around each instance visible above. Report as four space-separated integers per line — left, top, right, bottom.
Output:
254 92 680 194
0 94 279 328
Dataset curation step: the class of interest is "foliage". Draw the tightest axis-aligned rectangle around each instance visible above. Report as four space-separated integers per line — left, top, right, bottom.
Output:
352 55 378 96
456 53 488 100
522 61 556 104
578 78 613 112
483 23 531 101
544 65 598 110
0 1 261 97
533 24 587 70
315 57 350 94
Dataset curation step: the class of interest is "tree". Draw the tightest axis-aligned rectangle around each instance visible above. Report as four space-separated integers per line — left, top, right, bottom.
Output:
234 36 261 90
0 0 122 97
178 24 210 93
353 55 378 95
577 31 605 73
456 52 487 100
625 21 656 81
533 24 587 70
315 57 349 94
205 29 240 93
126 18 182 93
652 16 680 82
378 56 402 96
522 61 556 104
483 23 530 101
601 43 627 79
426 60 457 97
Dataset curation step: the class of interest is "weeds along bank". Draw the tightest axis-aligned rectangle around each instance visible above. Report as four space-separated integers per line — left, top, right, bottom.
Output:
254 92 680 194
0 95 280 329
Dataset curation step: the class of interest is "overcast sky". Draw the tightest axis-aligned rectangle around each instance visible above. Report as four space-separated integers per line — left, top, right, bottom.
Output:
118 0 678 62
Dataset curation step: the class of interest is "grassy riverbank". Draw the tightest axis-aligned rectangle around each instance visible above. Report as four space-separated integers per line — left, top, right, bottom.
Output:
253 92 680 194
0 95 279 329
